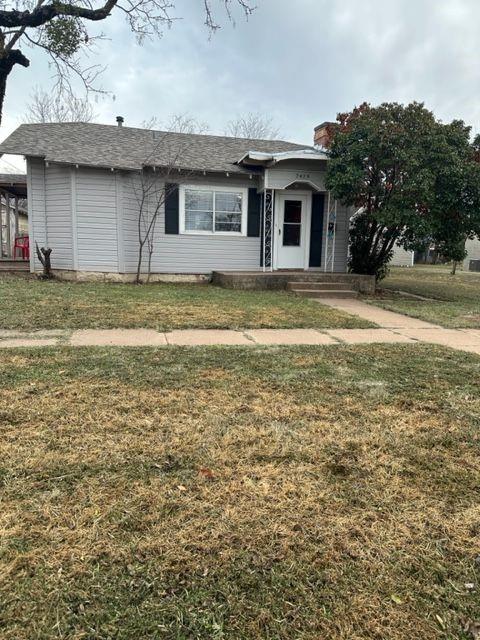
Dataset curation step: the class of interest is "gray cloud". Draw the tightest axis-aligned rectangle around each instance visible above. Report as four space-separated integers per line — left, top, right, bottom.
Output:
2 0 480 171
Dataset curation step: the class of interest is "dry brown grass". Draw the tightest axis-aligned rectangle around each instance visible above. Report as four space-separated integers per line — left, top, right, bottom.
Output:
373 265 480 328
0 275 371 330
0 345 479 639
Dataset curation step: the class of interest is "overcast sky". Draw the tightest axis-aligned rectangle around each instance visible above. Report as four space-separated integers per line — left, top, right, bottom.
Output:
2 0 480 171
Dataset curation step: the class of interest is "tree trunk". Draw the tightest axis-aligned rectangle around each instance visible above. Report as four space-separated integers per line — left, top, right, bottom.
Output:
451 261 457 275
35 242 53 279
146 248 153 283
0 49 30 125
135 242 145 284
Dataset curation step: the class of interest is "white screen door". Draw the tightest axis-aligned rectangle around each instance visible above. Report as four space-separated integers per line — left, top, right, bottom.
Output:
275 194 308 269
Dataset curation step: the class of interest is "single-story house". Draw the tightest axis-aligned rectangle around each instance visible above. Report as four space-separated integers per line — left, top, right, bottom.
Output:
0 120 354 281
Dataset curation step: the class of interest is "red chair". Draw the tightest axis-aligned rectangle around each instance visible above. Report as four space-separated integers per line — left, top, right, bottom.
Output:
13 235 29 260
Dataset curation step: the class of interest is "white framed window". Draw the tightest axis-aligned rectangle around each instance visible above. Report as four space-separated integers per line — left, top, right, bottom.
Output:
179 184 248 236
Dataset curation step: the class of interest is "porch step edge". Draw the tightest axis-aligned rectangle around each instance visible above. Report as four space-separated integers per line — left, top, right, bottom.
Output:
292 289 358 299
287 281 353 291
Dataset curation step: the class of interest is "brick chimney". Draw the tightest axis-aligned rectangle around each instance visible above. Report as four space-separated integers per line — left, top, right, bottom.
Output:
314 121 334 148
116 116 124 127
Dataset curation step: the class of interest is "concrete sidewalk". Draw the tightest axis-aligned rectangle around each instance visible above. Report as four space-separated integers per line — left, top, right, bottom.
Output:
0 296 479 352
0 325 479 353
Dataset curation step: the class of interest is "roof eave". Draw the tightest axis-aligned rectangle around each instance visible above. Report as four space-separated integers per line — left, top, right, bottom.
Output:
238 149 328 168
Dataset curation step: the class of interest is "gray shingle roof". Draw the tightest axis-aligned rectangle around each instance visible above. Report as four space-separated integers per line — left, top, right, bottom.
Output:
0 123 309 174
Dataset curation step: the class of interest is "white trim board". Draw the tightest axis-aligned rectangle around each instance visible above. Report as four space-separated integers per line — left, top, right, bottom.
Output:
70 167 79 270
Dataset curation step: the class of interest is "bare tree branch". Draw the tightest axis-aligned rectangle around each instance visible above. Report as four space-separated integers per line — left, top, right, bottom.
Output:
131 131 193 282
225 112 281 140
142 112 210 134
203 0 255 31
0 0 256 124
24 86 96 122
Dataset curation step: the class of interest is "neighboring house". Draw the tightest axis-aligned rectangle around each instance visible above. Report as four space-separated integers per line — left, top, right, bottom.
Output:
0 121 353 280
390 244 414 267
394 239 480 270
0 173 28 259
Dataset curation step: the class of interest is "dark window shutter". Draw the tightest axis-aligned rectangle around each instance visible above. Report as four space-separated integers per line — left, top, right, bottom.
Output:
309 193 325 267
247 188 262 237
165 183 179 234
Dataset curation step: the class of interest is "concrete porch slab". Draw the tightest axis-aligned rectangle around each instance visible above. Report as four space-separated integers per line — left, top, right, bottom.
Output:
165 330 251 346
326 328 415 344
245 329 336 345
70 329 167 346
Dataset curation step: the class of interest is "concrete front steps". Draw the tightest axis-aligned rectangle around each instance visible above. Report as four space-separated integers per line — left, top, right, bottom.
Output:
212 272 376 295
287 281 358 299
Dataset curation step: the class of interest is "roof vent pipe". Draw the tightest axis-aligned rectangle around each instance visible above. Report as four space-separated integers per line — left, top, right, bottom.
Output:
116 116 124 127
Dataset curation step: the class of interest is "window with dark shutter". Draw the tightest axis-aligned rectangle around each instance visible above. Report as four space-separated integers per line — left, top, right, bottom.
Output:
247 188 262 237
165 183 179 234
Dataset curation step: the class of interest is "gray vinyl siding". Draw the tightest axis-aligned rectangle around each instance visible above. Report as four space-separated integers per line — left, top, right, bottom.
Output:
26 160 351 274
45 164 73 269
28 161 118 273
121 173 261 274
320 199 350 273
335 202 351 272
27 157 47 272
75 168 118 272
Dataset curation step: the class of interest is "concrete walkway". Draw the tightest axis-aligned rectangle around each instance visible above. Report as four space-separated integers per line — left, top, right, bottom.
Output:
318 297 480 354
1 323 480 354
0 297 479 352
318 297 437 329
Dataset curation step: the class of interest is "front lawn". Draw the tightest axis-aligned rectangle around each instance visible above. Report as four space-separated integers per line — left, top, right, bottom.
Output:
370 265 480 328
0 275 370 330
1 345 479 639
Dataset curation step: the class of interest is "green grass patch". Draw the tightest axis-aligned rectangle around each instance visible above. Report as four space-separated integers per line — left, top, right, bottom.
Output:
370 265 480 328
0 344 479 639
0 275 371 330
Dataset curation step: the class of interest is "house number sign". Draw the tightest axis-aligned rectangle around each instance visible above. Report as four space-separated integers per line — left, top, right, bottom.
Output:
296 173 311 179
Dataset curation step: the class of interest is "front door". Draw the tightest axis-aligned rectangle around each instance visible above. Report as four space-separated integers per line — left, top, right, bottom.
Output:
275 194 309 269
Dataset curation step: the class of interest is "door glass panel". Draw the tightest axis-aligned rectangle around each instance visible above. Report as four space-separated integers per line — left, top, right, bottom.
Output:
284 200 302 223
283 200 302 246
283 223 301 246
